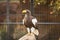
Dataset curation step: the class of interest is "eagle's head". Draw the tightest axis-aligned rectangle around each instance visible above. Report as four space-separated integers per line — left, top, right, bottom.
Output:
22 9 31 15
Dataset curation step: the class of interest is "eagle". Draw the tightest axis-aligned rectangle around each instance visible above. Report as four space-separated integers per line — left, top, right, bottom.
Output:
22 9 39 36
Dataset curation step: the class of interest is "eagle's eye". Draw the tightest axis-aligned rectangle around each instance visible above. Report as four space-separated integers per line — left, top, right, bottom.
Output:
22 10 27 14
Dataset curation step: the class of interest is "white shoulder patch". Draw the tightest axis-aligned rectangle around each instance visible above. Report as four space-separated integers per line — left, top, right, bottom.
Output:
23 19 24 24
32 18 37 25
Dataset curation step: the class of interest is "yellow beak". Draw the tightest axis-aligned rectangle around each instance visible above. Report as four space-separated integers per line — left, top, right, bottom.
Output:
22 10 27 14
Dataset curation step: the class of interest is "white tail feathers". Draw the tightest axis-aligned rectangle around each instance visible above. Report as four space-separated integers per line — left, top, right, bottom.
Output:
31 27 39 36
33 29 39 36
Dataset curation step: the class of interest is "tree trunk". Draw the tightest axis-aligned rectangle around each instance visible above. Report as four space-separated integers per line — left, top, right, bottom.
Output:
18 33 36 40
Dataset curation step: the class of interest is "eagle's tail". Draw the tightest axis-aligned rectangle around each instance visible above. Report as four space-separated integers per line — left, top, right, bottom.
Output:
33 29 39 36
34 23 39 36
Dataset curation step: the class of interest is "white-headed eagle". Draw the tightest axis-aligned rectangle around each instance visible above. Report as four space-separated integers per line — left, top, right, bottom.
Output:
22 9 39 36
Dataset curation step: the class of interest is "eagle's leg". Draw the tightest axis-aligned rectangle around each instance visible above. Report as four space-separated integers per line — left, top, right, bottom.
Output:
31 27 35 34
27 28 31 34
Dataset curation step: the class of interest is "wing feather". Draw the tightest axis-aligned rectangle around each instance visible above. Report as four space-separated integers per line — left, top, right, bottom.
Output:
32 18 37 26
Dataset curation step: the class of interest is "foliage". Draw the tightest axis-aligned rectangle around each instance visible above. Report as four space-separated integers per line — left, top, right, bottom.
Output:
50 0 60 15
34 0 60 15
0 30 6 40
34 0 47 6
0 24 7 40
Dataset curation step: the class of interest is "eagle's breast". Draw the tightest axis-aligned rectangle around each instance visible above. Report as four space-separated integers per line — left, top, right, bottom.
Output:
23 16 34 27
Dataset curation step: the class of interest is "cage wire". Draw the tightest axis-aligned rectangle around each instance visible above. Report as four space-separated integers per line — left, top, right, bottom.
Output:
6 0 10 40
0 0 60 40
0 0 60 24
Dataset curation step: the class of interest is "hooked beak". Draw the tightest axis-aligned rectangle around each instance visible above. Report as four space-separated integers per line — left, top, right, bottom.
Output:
22 10 27 14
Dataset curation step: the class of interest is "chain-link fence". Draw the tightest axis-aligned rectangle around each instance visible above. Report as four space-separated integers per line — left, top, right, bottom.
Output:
0 0 60 40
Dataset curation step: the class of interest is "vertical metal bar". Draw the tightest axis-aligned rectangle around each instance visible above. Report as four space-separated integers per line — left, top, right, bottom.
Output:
19 0 23 10
30 0 34 15
6 0 10 40
6 0 10 22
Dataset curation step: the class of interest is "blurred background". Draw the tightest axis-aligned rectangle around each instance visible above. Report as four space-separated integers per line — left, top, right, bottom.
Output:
0 0 60 40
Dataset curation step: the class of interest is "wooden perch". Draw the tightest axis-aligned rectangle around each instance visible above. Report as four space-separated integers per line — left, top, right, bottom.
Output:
18 33 36 40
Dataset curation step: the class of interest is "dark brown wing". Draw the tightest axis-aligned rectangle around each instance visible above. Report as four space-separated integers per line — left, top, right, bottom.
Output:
23 15 35 28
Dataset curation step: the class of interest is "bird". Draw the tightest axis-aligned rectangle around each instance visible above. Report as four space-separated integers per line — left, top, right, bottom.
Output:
22 9 39 36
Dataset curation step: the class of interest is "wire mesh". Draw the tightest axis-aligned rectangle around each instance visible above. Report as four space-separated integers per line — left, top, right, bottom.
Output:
0 0 60 40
